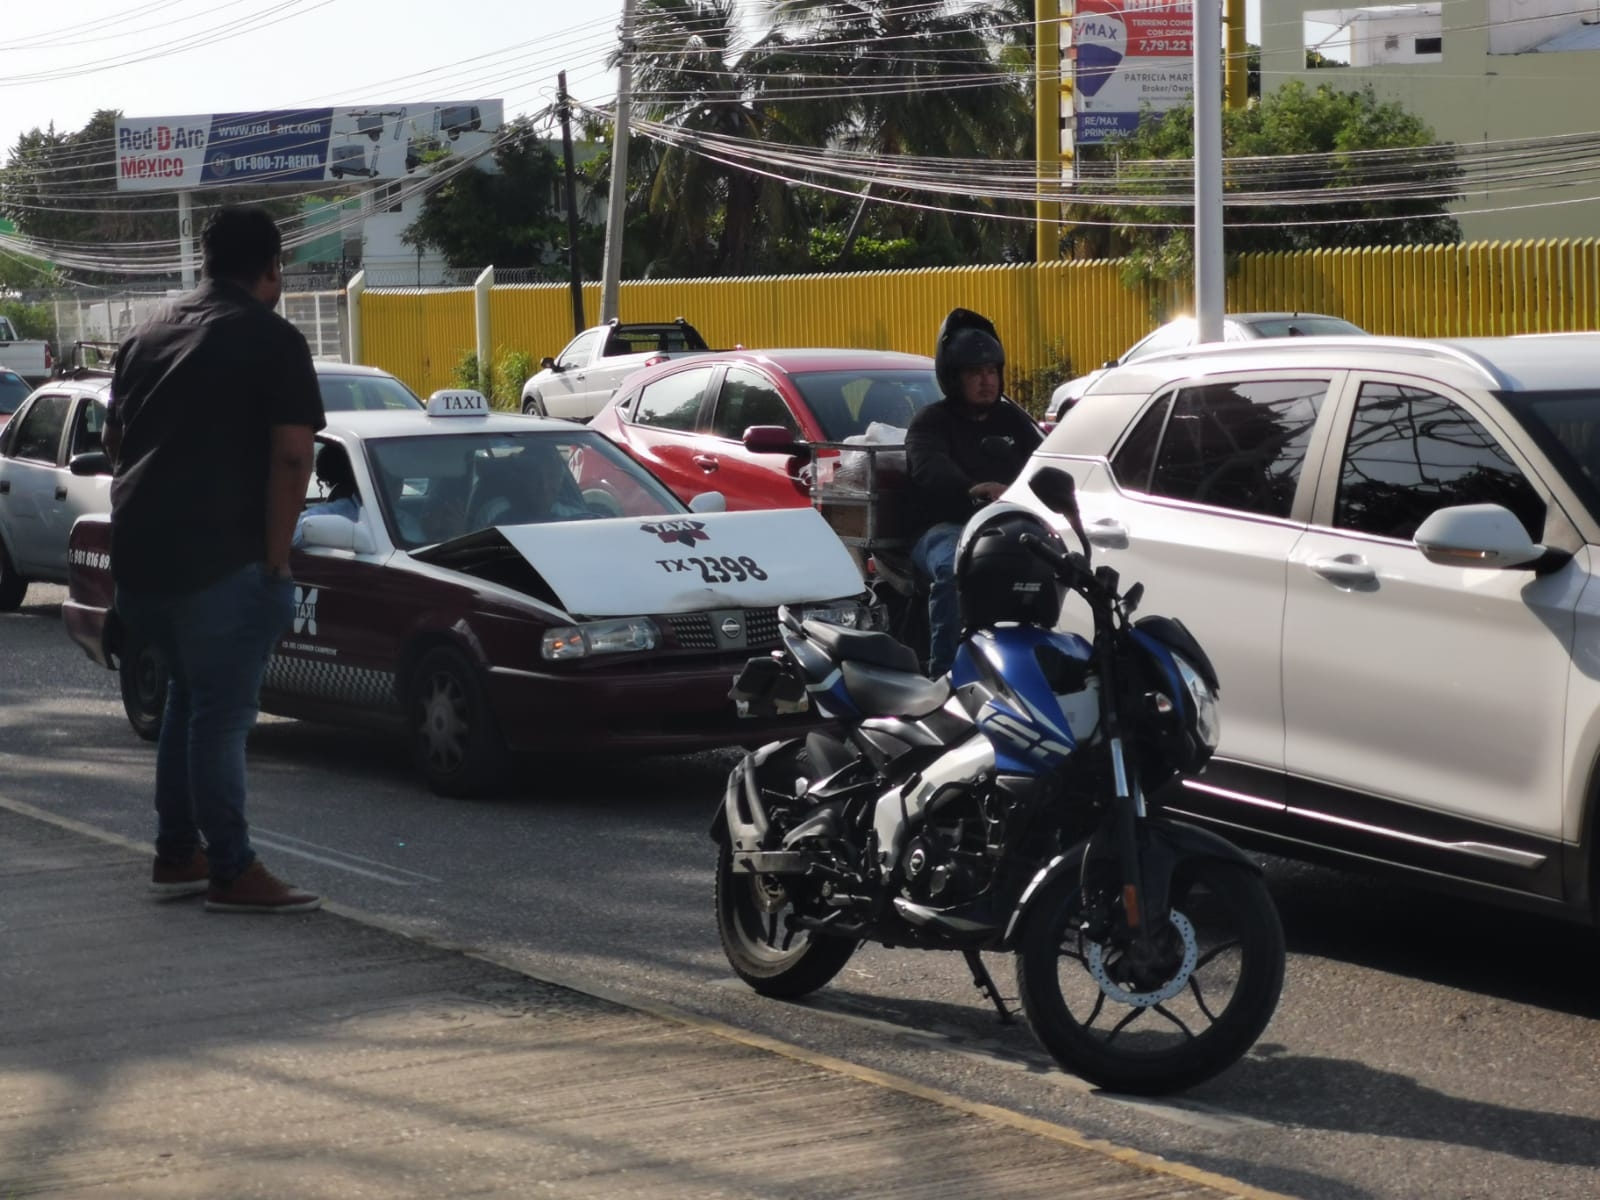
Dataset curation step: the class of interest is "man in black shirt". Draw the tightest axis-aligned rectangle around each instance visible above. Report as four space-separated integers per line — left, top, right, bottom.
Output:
106 206 326 914
905 309 1043 677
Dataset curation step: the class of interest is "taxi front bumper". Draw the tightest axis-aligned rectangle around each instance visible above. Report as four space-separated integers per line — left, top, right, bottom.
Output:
484 655 825 753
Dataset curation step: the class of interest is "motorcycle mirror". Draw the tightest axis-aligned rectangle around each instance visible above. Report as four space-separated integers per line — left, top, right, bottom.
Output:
1028 467 1079 517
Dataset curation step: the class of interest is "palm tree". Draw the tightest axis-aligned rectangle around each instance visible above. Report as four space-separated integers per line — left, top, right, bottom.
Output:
624 0 806 275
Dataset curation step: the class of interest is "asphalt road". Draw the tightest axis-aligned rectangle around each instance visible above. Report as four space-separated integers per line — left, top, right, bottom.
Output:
5 583 1600 1200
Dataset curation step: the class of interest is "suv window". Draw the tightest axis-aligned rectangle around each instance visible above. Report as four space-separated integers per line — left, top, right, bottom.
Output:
633 367 714 432
1335 382 1545 542
711 367 797 440
1125 380 1329 518
556 331 602 370
6 393 71 463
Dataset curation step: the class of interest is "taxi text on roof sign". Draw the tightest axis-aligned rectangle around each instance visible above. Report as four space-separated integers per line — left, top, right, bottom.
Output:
426 389 491 416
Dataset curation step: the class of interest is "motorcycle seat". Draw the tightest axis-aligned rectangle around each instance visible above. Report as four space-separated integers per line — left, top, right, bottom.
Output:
802 619 920 673
840 660 952 718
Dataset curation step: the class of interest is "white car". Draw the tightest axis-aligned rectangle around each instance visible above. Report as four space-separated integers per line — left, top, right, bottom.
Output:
1045 312 1368 424
1013 333 1600 925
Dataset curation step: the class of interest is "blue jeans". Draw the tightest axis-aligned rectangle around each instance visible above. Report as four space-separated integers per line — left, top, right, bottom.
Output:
116 563 296 882
912 521 963 678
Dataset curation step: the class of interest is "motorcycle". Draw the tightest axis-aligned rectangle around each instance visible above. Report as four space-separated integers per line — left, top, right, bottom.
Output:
713 466 1285 1095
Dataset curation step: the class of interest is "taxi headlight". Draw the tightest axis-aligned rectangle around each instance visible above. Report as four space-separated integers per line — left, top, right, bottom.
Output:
800 601 868 629
542 618 660 660
1172 653 1220 751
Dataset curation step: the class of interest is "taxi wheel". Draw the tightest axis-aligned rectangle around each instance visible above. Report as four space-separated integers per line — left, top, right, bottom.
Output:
409 646 508 797
118 631 167 743
0 541 28 611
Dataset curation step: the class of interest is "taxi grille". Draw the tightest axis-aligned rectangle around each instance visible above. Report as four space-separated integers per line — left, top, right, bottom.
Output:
664 608 783 651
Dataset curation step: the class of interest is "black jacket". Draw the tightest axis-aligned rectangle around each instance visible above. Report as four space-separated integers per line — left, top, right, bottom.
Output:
905 398 1043 533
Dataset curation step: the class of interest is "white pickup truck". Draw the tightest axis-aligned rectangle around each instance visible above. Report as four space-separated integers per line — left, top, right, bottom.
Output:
0 316 53 386
520 318 712 421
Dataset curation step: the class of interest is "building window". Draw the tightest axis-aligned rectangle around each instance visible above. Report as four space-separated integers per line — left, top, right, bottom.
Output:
1414 35 1441 52
375 183 403 215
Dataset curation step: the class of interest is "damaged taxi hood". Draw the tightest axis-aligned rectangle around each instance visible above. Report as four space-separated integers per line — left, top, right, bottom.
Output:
496 507 863 617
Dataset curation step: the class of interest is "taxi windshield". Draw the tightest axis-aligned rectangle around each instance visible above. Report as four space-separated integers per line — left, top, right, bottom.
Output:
366 429 688 549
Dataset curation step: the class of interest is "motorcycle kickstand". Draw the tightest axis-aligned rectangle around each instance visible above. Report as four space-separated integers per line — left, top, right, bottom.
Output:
963 949 1014 1024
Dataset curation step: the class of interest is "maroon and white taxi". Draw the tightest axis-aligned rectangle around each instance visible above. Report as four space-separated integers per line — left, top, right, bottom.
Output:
62 390 871 796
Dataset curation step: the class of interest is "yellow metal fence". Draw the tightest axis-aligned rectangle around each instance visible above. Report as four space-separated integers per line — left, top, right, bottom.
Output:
358 240 1600 410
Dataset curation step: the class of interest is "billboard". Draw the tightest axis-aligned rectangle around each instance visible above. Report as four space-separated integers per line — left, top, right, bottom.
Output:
114 102 504 191
1068 0 1193 144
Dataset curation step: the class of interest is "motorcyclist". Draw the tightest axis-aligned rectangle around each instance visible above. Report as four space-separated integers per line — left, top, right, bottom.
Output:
904 308 1043 677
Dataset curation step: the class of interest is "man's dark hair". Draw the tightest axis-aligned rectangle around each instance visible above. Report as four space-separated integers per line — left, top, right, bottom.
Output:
201 206 282 283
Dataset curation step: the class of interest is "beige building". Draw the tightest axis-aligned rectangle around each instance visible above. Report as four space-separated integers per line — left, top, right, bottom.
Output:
1261 0 1600 240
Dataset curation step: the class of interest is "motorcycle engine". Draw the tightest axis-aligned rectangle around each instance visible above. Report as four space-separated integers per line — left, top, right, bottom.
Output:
897 785 997 908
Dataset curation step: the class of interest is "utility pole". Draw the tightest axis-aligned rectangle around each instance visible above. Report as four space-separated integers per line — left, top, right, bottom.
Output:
177 191 196 289
1035 0 1062 263
557 71 587 336
1194 0 1224 342
599 0 637 324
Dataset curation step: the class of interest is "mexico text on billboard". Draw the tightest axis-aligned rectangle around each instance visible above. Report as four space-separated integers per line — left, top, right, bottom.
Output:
114 103 505 191
1067 0 1194 145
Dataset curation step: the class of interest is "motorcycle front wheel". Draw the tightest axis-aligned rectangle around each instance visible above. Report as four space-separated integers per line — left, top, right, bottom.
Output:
714 840 857 998
1014 857 1284 1095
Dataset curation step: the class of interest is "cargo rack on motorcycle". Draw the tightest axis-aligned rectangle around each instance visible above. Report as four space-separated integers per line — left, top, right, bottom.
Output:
807 439 917 552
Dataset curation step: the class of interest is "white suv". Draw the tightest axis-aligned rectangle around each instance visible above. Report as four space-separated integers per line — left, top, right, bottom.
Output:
1013 334 1600 925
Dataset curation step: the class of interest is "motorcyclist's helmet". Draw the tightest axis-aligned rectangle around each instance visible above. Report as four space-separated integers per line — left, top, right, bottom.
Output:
955 503 1067 631
935 308 1006 401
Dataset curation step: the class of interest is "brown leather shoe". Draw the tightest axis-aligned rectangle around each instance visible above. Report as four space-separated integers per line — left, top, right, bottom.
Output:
150 847 209 898
204 861 321 914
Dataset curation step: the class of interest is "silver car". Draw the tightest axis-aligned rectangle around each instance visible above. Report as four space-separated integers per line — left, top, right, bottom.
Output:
0 360 424 609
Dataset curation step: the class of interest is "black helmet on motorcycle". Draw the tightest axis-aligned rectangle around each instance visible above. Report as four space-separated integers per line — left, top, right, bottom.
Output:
934 307 1006 401
955 505 1067 631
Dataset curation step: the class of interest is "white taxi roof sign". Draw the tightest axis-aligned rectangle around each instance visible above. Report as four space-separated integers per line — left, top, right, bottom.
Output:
427 389 490 416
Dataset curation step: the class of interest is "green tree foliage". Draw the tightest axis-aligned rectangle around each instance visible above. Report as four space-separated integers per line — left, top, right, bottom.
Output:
402 117 594 273
614 0 1033 276
1079 82 1462 288
0 299 53 340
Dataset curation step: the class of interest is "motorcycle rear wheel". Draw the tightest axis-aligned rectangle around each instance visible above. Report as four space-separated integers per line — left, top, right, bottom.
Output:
1014 857 1284 1095
714 841 857 998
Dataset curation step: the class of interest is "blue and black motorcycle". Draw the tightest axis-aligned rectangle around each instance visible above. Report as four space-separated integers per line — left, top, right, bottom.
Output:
715 466 1284 1095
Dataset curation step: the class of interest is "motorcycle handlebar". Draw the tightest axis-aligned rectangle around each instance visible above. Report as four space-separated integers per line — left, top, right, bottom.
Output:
1018 531 1089 587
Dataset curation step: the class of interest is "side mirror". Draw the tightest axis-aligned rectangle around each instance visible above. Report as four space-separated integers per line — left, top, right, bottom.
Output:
68 451 112 477
742 425 807 455
1028 466 1079 519
1102 359 1118 370
540 356 558 371
1413 504 1549 570
300 513 376 554
688 491 727 514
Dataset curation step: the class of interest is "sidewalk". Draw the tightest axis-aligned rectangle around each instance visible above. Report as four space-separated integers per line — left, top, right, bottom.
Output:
0 802 1288 1200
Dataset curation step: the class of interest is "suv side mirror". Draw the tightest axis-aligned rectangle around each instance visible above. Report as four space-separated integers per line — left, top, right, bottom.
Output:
743 425 807 455
1413 504 1550 570
69 451 112 477
540 356 558 371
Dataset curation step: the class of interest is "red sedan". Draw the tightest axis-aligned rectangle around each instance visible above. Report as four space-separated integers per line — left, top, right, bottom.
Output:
585 349 941 510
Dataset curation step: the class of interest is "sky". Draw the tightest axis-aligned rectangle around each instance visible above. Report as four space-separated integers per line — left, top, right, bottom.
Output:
0 0 629 161
2 0 1268 166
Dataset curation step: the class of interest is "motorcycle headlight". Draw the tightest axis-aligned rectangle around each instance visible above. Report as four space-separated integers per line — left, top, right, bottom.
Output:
1172 653 1220 751
542 617 660 660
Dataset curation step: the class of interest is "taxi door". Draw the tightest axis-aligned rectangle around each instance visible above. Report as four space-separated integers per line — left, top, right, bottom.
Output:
268 444 410 722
